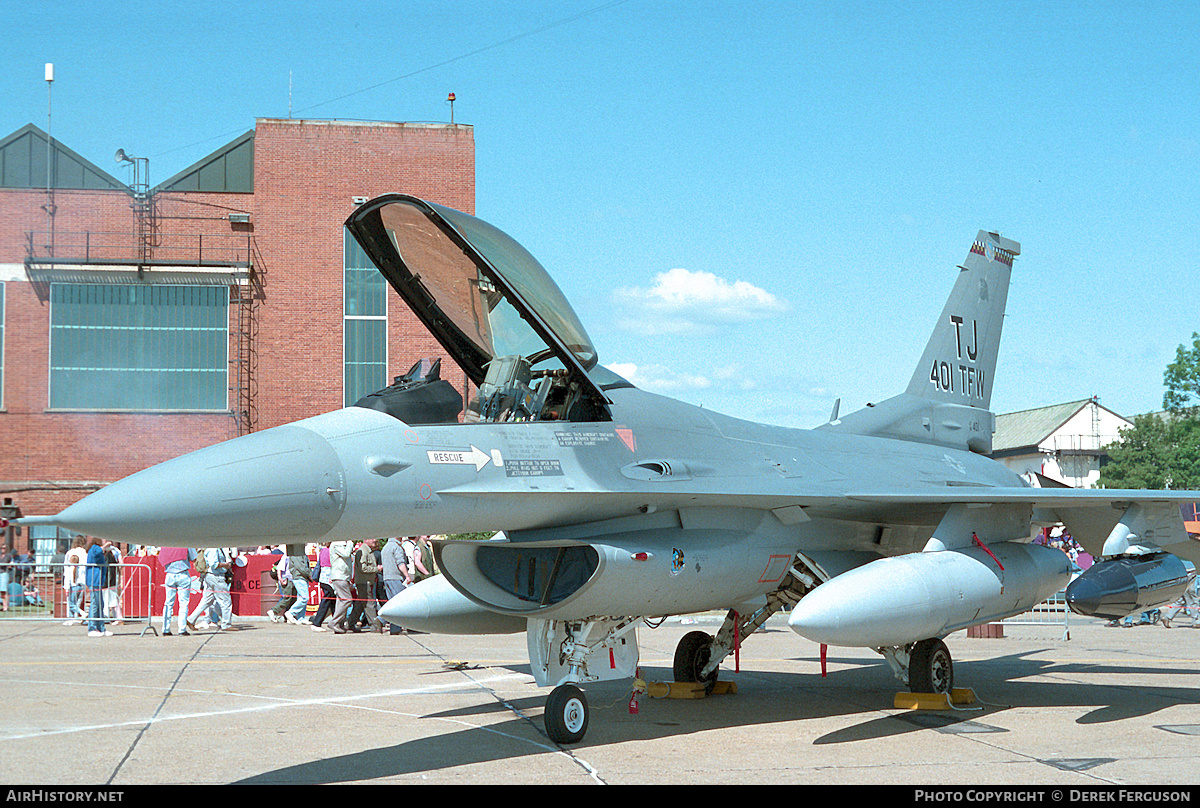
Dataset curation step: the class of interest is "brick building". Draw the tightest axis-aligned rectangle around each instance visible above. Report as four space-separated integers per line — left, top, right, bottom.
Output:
0 117 475 558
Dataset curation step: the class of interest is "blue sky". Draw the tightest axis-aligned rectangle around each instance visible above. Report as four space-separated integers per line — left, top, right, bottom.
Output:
6 0 1199 429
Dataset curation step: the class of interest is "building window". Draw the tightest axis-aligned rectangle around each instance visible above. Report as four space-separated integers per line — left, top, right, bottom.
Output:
49 283 229 411
344 229 387 405
28 525 71 572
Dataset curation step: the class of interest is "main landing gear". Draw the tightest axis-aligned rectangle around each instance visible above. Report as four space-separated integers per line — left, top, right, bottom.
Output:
536 557 820 744
880 637 954 694
673 630 719 692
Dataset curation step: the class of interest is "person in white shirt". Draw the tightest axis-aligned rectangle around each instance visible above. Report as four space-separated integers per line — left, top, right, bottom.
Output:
62 536 88 625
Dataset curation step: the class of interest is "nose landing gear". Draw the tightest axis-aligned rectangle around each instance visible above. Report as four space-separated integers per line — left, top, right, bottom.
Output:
544 684 590 744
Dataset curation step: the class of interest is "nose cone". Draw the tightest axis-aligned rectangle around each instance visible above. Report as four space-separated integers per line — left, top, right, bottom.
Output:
50 425 347 546
380 575 525 635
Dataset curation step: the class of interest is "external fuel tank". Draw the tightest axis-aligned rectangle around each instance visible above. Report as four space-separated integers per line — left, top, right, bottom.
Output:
1065 553 1190 621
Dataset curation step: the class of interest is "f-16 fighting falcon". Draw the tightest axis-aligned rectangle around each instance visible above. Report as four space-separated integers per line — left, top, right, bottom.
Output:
22 195 1200 744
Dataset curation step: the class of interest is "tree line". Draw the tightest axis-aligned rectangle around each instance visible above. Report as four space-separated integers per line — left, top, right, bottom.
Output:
1098 332 1200 490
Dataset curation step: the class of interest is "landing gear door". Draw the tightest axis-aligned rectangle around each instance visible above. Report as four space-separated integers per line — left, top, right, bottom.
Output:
527 618 640 688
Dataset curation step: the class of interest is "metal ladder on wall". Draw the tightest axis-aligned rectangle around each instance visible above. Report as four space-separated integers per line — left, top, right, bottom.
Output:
230 272 258 437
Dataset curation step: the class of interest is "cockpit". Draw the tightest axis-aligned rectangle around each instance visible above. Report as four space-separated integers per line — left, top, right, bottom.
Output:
344 195 621 425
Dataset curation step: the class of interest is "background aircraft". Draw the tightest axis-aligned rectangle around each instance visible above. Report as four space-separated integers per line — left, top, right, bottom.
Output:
24 196 1200 744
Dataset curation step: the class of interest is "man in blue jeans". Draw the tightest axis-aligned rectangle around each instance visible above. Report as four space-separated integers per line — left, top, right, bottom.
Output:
380 537 409 635
159 547 197 635
85 536 111 637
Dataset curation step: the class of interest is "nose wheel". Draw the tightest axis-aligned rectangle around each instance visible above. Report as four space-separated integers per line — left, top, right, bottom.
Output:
545 684 589 744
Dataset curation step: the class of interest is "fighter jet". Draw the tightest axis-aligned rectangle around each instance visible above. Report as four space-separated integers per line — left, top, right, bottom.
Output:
23 195 1200 744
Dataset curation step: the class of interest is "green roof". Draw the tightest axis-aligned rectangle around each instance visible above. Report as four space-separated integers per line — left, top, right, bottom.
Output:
0 124 127 191
993 399 1103 452
153 131 254 193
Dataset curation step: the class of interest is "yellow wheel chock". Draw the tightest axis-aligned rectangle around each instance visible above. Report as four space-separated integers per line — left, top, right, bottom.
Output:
894 687 977 711
633 678 738 699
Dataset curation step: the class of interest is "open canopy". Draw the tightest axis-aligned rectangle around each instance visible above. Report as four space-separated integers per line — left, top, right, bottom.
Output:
345 195 614 423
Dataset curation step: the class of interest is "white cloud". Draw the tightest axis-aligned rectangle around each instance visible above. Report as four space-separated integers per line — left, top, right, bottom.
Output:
605 362 640 381
614 268 787 334
604 362 712 393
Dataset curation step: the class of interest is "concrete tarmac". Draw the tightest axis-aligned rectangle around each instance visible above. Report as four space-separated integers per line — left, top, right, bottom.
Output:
3 611 1200 786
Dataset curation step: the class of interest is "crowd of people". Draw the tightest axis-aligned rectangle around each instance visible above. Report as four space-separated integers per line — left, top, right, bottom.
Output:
264 536 435 635
4 536 127 634
2 534 438 638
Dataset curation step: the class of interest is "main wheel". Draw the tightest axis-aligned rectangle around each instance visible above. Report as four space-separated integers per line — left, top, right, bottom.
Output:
909 638 953 694
545 684 589 744
673 630 718 692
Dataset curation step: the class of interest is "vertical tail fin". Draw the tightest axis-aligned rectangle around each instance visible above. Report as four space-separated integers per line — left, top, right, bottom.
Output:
824 230 1019 452
904 231 1019 411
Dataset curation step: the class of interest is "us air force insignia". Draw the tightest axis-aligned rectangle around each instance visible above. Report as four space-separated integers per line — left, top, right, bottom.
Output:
671 548 686 576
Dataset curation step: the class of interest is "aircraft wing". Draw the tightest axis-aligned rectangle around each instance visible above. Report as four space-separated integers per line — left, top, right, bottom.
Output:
848 488 1200 563
844 487 1200 508
435 482 1200 565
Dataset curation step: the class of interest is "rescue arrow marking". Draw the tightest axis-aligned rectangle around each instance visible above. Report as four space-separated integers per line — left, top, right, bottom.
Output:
427 445 492 472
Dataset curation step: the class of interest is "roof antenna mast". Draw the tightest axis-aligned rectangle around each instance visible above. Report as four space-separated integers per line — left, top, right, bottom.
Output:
44 63 56 256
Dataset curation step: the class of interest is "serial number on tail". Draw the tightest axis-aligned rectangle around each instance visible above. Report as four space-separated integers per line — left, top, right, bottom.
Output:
929 361 986 399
